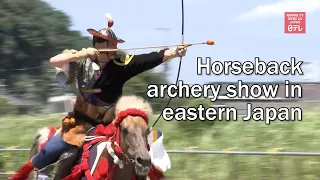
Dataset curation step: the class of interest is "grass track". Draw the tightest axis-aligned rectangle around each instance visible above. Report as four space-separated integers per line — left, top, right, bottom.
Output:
1 108 320 179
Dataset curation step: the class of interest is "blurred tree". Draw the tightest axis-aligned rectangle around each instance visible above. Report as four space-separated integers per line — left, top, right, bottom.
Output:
0 0 178 112
0 0 91 101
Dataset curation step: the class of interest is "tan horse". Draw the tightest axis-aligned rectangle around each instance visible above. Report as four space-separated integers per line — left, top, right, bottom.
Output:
63 95 156 180
14 94 161 180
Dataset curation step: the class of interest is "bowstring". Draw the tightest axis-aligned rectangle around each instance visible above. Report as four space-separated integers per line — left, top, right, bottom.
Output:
149 0 184 133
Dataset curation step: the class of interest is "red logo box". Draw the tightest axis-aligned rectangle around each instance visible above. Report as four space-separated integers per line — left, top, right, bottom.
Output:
284 12 306 34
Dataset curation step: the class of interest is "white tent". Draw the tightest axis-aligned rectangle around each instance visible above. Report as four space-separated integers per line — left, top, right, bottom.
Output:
47 94 76 113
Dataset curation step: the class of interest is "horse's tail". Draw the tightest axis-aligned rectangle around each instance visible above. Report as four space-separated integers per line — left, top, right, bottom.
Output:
28 126 59 159
10 127 46 180
10 126 60 180
28 133 40 159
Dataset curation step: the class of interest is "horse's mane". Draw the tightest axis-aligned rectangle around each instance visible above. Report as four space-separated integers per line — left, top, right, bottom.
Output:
114 95 153 118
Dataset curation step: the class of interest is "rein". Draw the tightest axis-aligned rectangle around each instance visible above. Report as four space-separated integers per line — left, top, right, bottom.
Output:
63 108 149 180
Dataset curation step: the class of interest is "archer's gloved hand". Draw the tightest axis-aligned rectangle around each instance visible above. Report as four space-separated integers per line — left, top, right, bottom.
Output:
164 45 187 60
175 45 187 57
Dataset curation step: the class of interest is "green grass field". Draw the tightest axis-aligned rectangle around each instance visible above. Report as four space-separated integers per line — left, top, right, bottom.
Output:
1 108 320 179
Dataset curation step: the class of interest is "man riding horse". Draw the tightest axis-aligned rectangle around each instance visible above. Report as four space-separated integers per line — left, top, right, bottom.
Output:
10 13 187 180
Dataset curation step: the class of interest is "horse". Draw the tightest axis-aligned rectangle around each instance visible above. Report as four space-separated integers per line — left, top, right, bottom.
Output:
63 95 164 180
11 94 165 180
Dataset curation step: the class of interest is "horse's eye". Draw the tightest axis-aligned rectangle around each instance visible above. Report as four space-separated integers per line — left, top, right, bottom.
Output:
122 127 129 134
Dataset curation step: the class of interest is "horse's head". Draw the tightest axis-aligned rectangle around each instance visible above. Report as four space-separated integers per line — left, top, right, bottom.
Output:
114 96 152 177
120 110 151 176
60 95 155 179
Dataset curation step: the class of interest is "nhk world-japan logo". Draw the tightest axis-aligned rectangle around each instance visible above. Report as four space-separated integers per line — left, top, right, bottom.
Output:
284 12 306 34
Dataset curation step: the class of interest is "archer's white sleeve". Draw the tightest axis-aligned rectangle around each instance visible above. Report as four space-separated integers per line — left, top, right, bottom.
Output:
55 63 70 77
148 130 171 172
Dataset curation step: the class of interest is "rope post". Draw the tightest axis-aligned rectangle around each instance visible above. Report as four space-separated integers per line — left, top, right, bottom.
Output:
267 148 283 180
5 171 15 175
224 147 238 180
5 146 19 169
267 148 283 155
184 146 198 152
3 171 14 180
183 146 199 180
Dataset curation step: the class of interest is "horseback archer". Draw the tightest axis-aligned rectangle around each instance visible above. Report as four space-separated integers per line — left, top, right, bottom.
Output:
10 13 187 180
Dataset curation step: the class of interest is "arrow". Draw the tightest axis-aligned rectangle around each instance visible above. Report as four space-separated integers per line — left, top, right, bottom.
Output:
98 40 214 52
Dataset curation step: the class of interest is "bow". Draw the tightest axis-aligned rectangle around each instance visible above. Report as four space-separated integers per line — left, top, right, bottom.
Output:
149 0 185 131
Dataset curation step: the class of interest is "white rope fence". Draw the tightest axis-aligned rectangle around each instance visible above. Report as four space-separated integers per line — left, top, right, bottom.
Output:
2 148 320 155
2 148 320 177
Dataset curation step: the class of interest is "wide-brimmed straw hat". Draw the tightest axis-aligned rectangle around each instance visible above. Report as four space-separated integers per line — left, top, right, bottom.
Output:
87 13 125 43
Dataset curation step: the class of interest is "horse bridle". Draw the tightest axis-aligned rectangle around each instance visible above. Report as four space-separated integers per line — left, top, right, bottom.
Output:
120 149 135 164
104 108 149 168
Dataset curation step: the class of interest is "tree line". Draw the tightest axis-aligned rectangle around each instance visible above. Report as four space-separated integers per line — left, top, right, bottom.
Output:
0 0 195 113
